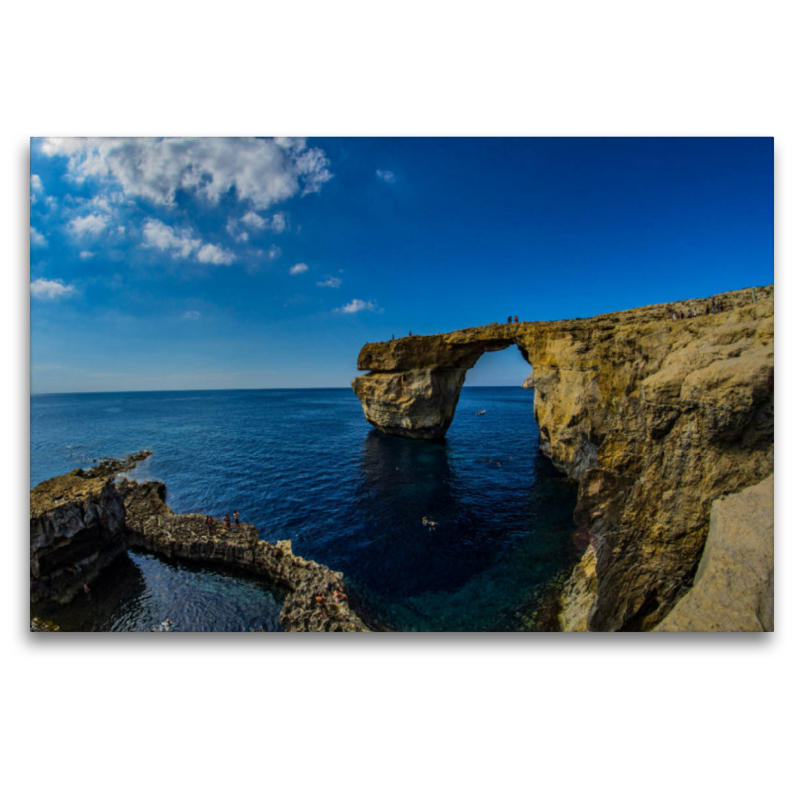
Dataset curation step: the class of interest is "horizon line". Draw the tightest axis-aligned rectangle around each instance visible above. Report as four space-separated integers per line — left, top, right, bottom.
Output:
30 383 528 397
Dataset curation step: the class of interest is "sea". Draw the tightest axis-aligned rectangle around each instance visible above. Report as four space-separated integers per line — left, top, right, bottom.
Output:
30 387 579 632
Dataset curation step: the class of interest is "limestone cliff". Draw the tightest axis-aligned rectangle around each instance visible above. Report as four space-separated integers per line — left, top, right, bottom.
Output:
655 474 773 632
352 285 774 631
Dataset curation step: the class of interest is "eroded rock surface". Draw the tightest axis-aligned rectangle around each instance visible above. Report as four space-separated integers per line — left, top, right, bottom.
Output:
353 286 774 631
655 474 774 632
119 479 371 632
30 471 128 605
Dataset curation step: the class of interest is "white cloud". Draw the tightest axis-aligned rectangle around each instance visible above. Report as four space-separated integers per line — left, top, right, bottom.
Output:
289 262 308 275
241 211 266 229
30 227 47 247
240 210 287 233
30 278 76 300
226 218 249 242
143 219 200 258
31 174 43 193
376 169 396 183
317 276 342 288
267 244 281 259
142 218 235 266
197 243 235 265
69 212 109 237
79 251 94 259
41 137 332 210
336 298 376 313
269 212 287 233
182 310 201 320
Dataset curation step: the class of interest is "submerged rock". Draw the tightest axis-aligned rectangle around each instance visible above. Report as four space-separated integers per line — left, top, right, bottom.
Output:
30 617 61 632
352 286 775 631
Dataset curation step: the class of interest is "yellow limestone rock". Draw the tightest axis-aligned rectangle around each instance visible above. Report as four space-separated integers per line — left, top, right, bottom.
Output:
655 474 773 632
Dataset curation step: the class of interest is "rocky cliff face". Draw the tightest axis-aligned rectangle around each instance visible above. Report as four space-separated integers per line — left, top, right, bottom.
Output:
352 285 774 631
29 452 153 606
655 474 773 632
30 471 127 605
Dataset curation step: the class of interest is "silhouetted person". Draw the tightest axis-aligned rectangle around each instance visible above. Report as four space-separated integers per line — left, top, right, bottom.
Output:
233 510 239 526
514 315 519 323
223 514 231 531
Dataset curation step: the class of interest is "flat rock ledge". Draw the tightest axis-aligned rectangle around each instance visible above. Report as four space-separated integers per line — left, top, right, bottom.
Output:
118 479 371 632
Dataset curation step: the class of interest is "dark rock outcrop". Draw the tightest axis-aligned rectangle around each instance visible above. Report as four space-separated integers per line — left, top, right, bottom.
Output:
30 471 128 605
29 451 153 606
352 285 775 632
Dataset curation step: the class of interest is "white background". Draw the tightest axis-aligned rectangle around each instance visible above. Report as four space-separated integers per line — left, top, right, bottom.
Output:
3 2 796 799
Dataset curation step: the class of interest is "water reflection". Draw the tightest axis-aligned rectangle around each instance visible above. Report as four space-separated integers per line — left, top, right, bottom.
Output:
349 431 492 597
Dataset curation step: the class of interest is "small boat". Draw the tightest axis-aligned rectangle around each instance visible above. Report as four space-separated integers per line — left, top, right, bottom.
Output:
476 410 486 416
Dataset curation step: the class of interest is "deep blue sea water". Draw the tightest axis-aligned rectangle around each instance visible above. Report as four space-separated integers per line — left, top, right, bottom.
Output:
30 387 578 632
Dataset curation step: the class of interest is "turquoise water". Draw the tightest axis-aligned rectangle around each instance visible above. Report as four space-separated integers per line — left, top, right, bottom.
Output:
30 387 578 631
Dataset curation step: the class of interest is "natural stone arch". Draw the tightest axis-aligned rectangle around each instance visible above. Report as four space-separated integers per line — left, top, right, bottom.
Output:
350 287 774 632
351 326 530 439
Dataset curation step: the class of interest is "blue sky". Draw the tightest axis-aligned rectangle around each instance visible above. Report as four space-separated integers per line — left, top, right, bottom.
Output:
30 137 773 393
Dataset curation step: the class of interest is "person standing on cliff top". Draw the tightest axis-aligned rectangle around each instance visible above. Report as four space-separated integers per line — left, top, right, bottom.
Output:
223 514 231 531
233 510 239 528
514 315 519 323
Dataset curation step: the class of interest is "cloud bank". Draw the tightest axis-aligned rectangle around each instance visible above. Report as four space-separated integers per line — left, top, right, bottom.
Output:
41 137 332 210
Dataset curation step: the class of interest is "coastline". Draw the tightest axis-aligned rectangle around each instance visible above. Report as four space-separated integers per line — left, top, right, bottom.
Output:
30 453 374 632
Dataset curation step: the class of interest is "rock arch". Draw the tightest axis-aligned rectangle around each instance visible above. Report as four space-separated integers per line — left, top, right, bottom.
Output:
351 326 528 439
351 287 774 631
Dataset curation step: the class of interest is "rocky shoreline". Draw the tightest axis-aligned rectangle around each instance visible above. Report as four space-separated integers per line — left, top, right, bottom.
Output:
30 454 373 632
352 285 774 631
